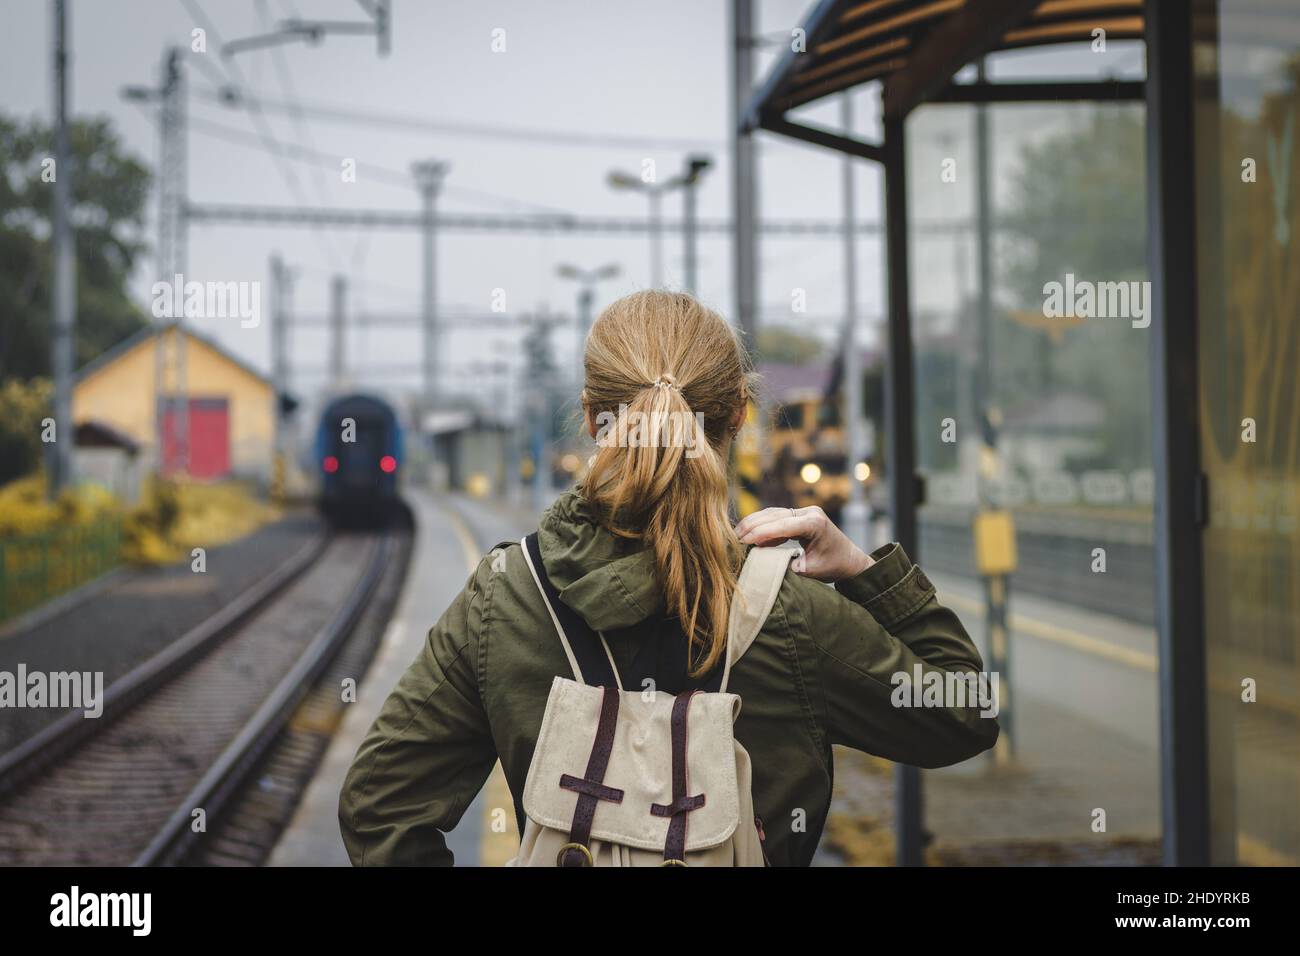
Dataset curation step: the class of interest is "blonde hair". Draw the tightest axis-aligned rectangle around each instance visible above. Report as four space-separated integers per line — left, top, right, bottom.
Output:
579 290 753 677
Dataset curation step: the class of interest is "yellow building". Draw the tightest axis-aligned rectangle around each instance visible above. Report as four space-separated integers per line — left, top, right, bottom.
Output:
72 323 276 481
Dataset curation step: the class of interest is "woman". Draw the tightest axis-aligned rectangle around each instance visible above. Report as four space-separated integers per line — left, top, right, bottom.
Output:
339 290 998 866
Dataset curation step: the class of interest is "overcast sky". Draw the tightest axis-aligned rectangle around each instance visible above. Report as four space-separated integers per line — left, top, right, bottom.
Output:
3 1 869 409
1 1 1142 418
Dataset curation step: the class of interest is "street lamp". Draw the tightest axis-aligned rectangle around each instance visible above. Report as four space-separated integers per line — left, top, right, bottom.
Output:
557 262 620 383
607 170 666 288
680 155 713 294
606 154 712 291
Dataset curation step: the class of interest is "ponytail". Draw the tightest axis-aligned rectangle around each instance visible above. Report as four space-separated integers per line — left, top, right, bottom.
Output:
579 291 752 676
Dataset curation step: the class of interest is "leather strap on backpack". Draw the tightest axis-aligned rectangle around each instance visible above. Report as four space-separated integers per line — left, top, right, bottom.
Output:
650 690 706 864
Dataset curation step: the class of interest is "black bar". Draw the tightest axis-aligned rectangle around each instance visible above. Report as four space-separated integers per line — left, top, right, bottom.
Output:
884 114 924 867
1144 0 1210 866
931 79 1145 104
7 865 1288 935
883 0 1042 119
759 114 885 163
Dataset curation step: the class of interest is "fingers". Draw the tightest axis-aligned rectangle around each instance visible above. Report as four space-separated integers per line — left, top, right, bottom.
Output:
733 507 789 539
735 506 825 540
736 511 823 546
735 506 809 538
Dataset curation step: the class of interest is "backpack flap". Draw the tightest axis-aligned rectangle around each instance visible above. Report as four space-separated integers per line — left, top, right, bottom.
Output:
522 676 742 853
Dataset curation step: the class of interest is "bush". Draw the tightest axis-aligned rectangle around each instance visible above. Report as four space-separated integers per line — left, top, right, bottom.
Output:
121 477 275 565
0 471 119 536
0 379 52 486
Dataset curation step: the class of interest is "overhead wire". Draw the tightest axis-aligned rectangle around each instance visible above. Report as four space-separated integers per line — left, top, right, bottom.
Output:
179 0 343 271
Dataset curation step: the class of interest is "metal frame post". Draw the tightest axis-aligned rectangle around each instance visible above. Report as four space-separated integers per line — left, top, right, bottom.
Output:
1144 0 1210 866
270 255 288 496
576 285 594 381
884 114 924 867
48 0 76 495
330 274 347 390
413 160 448 408
648 188 664 289
841 92 868 549
730 0 758 343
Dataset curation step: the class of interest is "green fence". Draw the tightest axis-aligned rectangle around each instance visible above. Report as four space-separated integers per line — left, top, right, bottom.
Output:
0 517 123 624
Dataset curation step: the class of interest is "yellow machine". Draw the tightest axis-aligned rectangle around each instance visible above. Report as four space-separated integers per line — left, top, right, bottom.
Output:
733 401 764 518
761 392 859 522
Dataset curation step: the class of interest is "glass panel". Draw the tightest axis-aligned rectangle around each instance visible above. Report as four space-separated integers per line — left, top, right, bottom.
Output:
1194 0 1300 866
902 100 1160 864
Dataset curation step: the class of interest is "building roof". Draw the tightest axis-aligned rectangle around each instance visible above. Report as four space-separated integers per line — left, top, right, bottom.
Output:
74 419 141 452
74 321 273 388
746 0 1144 124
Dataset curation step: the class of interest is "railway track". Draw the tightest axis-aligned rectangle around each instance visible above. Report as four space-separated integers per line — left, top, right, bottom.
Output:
0 516 409 866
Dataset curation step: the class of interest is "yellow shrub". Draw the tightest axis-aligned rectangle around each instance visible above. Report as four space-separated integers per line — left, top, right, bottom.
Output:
0 473 121 536
1 471 277 568
121 477 277 565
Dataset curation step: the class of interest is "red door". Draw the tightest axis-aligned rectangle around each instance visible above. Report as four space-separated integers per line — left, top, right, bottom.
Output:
160 398 230 478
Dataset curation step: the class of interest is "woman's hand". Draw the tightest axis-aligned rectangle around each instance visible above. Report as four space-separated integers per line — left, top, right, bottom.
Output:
734 506 874 583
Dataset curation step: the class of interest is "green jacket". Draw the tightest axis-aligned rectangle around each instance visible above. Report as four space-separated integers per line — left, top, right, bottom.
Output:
339 491 998 866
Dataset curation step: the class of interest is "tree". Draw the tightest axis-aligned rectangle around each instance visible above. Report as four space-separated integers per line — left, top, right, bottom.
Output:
997 106 1152 472
0 379 52 485
0 114 152 381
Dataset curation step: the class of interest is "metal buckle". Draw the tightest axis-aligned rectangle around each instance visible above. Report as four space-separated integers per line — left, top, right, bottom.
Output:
661 858 689 867
557 842 594 867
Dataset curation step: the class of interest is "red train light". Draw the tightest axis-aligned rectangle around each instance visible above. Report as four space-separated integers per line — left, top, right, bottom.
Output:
323 455 339 473
380 455 397 474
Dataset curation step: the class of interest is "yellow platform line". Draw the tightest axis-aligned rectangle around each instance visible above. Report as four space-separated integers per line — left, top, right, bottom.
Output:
441 498 521 866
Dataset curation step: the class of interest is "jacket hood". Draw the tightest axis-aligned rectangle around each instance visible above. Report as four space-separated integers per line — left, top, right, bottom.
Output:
536 490 667 632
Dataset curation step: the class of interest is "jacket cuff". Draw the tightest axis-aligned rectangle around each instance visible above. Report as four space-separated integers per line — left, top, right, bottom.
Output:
834 542 936 629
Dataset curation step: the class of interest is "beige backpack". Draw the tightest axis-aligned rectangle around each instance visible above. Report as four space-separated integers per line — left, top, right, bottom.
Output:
510 533 795 867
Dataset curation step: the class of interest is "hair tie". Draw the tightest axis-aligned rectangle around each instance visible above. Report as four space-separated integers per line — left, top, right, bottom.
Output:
650 373 679 390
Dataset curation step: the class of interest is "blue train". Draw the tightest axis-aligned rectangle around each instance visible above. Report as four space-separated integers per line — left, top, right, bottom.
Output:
314 393 404 525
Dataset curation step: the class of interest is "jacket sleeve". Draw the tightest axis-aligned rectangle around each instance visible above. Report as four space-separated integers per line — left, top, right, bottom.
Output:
338 555 498 866
797 542 999 768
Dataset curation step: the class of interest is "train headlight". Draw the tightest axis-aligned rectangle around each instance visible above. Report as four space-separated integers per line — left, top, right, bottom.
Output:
854 461 871 481
799 463 822 484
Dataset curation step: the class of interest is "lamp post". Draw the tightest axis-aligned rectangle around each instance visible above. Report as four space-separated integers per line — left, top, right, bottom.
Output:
681 155 712 295
607 169 664 287
607 154 712 291
556 262 620 384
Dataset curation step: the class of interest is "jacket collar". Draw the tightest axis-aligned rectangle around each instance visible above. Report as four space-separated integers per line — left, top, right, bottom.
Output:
536 490 666 631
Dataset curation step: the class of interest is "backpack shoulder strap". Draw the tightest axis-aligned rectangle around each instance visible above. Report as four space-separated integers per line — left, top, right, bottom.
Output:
521 533 621 689
720 545 798 693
